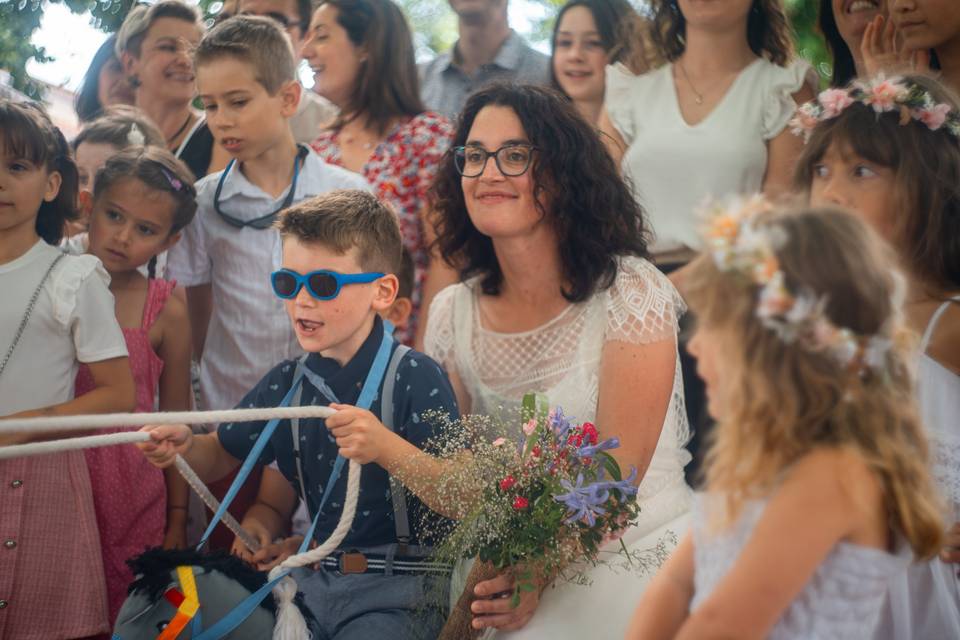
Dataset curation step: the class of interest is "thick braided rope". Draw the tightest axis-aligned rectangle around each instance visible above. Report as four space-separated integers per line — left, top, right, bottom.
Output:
0 406 336 434
0 406 339 555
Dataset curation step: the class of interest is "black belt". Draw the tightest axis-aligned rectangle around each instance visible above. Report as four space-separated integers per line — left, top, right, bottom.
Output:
312 549 453 576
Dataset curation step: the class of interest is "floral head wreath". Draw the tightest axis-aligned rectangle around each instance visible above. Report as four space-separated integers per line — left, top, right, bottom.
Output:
789 74 960 143
701 196 893 375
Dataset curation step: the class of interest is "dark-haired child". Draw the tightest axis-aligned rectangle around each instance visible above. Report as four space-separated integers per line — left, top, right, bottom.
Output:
793 73 960 639
0 100 134 637
66 104 164 244
76 146 197 626
142 190 458 639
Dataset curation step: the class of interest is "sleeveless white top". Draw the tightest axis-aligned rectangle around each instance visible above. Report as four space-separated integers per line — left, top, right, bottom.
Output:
692 494 910 639
875 296 960 639
424 256 692 505
918 296 960 509
605 58 813 253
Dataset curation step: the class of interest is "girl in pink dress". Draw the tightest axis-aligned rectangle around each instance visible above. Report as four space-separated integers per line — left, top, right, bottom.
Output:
74 146 197 627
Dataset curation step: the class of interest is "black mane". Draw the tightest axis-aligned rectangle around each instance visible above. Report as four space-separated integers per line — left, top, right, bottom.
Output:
126 547 313 620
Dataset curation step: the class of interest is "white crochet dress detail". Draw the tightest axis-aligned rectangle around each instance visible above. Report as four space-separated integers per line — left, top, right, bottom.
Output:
425 256 694 639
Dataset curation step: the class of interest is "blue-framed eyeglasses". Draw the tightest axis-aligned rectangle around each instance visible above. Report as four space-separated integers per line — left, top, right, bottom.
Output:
270 269 384 300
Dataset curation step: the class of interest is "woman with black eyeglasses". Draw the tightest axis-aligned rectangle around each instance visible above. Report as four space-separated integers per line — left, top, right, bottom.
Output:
423 83 693 637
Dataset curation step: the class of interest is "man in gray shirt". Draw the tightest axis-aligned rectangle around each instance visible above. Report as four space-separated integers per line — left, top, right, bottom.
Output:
420 0 550 119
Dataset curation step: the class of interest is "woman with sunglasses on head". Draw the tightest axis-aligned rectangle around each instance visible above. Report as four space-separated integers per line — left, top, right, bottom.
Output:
303 0 456 347
424 83 693 637
116 0 230 179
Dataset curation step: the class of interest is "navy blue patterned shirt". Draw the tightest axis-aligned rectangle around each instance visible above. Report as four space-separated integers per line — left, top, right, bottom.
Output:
217 317 459 548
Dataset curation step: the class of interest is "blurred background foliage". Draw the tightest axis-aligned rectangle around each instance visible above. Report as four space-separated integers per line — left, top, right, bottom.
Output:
2 0 831 99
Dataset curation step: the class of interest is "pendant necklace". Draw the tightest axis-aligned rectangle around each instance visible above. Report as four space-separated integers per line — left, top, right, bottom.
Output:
677 59 704 105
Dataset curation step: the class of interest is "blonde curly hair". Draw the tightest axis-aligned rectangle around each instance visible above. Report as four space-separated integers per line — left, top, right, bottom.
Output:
685 206 944 559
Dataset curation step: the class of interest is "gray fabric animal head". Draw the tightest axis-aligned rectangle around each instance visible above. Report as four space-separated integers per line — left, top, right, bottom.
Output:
113 548 285 639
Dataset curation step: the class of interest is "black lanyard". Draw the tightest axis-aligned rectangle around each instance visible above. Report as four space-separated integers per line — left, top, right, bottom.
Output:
212 144 309 230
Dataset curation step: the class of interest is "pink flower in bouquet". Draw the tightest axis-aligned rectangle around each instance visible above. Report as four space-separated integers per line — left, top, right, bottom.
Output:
522 419 538 436
512 496 529 510
865 79 907 113
581 422 598 445
818 88 854 118
492 437 507 447
500 476 517 492
915 103 951 130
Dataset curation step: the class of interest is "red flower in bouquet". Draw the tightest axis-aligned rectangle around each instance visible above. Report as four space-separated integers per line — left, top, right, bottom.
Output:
500 476 517 492
512 495 529 510
581 422 598 445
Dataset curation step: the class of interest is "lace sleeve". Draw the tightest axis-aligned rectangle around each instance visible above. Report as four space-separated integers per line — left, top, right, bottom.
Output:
423 283 458 372
605 256 686 346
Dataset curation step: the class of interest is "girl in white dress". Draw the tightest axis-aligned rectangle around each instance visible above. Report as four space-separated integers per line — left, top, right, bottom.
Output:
629 203 945 639
794 73 960 639
0 100 133 638
421 83 693 637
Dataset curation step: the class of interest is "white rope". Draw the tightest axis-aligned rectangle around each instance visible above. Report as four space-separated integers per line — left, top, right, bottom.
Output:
0 431 151 460
0 405 336 434
0 407 337 552
268 459 362 639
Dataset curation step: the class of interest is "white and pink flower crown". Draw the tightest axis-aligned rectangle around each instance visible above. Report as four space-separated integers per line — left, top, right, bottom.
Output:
701 196 893 375
789 74 960 142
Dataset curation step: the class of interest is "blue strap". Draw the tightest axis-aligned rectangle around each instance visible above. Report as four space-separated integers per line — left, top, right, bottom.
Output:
196 374 305 551
189 326 396 639
296 327 394 555
191 571 289 640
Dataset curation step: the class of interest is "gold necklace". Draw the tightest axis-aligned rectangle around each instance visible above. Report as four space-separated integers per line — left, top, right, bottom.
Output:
677 59 704 105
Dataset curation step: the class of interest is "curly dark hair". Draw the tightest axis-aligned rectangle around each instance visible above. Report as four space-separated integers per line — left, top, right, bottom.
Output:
430 83 650 302
650 0 794 66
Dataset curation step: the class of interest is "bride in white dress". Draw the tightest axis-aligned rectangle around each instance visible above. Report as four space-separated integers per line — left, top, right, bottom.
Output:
422 83 693 638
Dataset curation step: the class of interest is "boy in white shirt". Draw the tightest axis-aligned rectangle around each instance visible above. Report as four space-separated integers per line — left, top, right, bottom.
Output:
167 15 368 414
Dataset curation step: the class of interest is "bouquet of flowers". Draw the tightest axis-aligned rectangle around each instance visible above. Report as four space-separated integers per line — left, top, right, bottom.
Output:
432 395 641 639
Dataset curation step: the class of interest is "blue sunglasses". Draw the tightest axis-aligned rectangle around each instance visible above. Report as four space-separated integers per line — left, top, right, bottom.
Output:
270 268 384 300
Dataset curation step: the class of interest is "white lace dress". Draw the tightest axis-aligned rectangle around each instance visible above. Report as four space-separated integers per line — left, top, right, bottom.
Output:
693 494 910 639
875 295 960 639
424 256 694 638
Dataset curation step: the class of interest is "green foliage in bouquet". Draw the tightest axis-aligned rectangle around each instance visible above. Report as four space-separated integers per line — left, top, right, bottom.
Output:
426 394 641 607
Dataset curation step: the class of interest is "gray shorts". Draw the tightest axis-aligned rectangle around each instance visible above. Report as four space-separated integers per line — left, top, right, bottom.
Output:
291 566 449 640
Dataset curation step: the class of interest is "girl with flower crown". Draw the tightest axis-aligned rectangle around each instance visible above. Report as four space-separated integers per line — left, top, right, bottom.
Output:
627 203 945 639
793 73 960 639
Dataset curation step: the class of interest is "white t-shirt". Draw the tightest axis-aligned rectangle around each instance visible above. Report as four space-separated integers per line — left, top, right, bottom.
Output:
165 147 370 412
0 241 127 415
606 58 813 253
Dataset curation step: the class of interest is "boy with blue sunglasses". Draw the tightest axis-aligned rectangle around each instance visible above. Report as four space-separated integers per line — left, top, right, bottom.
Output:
141 190 459 639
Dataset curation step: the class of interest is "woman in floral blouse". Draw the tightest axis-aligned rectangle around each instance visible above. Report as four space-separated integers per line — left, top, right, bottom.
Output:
305 0 455 345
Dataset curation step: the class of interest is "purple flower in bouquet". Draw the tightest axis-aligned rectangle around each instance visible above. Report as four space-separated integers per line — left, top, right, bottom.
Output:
575 437 621 460
548 408 574 442
603 467 640 499
555 472 611 526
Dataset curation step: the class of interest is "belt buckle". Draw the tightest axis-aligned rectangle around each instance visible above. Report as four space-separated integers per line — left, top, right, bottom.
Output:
337 551 368 575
